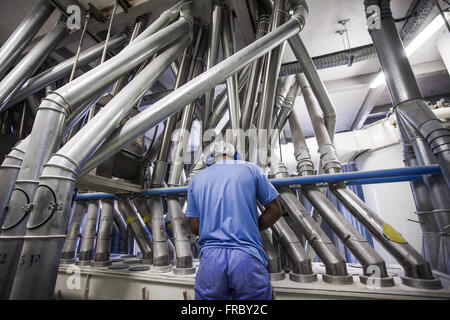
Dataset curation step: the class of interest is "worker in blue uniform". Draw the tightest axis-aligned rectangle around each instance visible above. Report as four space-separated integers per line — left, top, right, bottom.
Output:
186 141 282 300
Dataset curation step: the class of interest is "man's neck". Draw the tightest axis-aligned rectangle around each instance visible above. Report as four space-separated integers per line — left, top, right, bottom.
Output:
215 155 234 162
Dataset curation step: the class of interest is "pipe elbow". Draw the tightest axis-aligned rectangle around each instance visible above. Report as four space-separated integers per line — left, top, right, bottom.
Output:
291 1 309 30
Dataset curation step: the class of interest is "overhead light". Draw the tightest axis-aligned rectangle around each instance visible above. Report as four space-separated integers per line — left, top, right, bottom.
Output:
369 12 449 89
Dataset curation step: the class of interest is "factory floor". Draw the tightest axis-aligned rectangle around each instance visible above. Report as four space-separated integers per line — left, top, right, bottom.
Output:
55 254 450 300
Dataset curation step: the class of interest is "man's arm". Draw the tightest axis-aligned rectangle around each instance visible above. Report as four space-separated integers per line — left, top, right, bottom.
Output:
188 217 199 235
258 197 282 231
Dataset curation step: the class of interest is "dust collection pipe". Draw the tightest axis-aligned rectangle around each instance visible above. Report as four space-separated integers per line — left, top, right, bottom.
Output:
75 200 100 266
221 6 243 154
60 201 87 264
117 198 153 263
287 34 337 142
203 0 225 132
7 34 127 107
397 113 450 273
3 20 192 300
0 17 68 110
288 107 394 286
79 4 309 176
241 14 271 132
91 199 114 267
364 0 450 185
271 75 295 135
0 0 55 80
396 120 441 270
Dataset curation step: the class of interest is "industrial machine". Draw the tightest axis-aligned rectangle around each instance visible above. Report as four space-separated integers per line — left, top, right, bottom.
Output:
0 0 449 300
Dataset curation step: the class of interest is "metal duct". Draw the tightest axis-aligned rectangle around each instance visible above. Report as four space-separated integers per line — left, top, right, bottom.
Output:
0 0 55 80
79 4 310 176
0 17 68 110
117 198 153 262
8 34 127 107
75 200 100 266
203 0 225 131
60 201 87 264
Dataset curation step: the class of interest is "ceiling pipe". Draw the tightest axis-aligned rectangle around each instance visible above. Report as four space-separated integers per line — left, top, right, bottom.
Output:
276 80 300 132
59 201 87 265
364 0 450 186
203 0 225 133
79 1 310 177
288 106 395 287
74 200 100 266
0 17 68 111
1 17 192 301
0 0 55 80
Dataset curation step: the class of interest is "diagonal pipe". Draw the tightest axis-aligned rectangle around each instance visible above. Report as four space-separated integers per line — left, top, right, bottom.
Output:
2 19 192 300
74 200 100 266
288 103 394 287
0 17 68 110
60 201 87 264
91 199 114 267
79 4 310 176
0 0 55 80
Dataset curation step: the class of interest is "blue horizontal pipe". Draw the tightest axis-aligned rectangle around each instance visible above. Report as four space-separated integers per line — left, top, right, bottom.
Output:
74 165 441 200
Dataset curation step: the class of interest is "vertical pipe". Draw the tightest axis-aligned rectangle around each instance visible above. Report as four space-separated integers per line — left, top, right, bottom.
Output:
147 196 171 268
60 201 87 264
0 0 55 80
261 228 284 280
241 14 271 132
203 0 225 131
75 200 100 266
113 203 128 254
364 1 450 185
221 7 243 154
92 199 114 267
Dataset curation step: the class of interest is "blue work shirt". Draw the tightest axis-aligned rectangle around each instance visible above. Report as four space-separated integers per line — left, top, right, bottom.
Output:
185 159 279 266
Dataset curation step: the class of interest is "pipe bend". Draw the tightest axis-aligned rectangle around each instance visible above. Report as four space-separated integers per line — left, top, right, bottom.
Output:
40 91 72 117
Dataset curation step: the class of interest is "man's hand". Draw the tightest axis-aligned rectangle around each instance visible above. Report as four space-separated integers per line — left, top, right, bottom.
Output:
258 197 282 231
188 217 199 235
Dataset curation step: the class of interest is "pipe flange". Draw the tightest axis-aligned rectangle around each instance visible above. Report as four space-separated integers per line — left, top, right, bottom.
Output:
173 266 196 275
269 271 286 281
59 258 76 265
75 259 92 266
359 274 395 287
322 273 354 285
150 264 173 273
400 275 442 290
90 260 112 268
289 272 318 283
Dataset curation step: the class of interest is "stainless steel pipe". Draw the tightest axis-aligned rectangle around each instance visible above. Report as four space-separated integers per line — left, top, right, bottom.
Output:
8 34 127 107
92 199 114 267
0 0 55 80
60 201 87 264
0 18 68 110
80 7 310 175
75 200 100 265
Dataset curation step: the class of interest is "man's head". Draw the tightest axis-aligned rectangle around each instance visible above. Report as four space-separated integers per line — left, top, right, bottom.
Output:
211 141 236 162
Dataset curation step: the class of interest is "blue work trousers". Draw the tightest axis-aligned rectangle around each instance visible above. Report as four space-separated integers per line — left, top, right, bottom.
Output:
195 247 272 300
